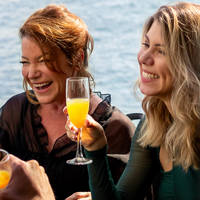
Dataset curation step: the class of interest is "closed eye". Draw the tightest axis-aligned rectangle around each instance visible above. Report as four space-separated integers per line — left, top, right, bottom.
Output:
38 57 50 63
158 49 166 55
142 42 149 48
20 60 29 65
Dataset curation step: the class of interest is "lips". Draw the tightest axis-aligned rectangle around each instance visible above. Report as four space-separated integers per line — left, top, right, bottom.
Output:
33 81 52 90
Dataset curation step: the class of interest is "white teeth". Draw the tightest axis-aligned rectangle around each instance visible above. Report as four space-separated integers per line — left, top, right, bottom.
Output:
142 71 159 79
33 82 50 87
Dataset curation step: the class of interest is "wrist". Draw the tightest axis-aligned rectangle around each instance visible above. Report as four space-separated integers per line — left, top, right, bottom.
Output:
85 136 107 151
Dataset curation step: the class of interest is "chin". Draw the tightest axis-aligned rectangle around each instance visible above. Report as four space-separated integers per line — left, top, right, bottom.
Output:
35 96 51 104
140 88 156 97
140 86 149 95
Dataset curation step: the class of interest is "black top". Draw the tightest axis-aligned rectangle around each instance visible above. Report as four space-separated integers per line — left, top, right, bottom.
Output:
0 92 134 200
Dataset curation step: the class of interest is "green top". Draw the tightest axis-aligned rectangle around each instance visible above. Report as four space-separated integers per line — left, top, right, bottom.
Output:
85 119 200 200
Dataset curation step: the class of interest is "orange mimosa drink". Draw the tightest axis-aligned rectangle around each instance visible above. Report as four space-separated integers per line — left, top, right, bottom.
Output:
67 98 89 128
0 170 11 189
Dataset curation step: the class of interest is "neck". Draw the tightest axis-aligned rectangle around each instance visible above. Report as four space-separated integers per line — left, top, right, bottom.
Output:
39 100 66 114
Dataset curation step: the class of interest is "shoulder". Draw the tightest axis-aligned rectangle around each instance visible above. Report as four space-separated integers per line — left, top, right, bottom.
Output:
0 92 29 119
0 92 30 135
2 92 27 108
91 99 112 123
107 106 136 136
1 92 28 110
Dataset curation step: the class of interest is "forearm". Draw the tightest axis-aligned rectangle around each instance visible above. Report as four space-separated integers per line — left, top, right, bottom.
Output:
85 146 121 200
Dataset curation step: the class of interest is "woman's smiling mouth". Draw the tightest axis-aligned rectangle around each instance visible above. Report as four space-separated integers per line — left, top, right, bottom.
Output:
142 71 159 79
33 82 53 90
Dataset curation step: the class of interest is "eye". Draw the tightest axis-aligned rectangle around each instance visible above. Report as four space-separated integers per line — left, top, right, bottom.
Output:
158 49 166 55
20 60 29 66
38 58 45 63
141 42 149 48
38 57 50 63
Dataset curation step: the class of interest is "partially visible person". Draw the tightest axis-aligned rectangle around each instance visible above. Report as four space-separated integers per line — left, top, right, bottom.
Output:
0 154 55 200
67 2 200 200
0 154 92 200
0 4 134 200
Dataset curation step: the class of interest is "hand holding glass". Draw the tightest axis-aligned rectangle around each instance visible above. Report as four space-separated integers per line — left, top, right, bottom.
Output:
0 149 11 190
66 77 92 165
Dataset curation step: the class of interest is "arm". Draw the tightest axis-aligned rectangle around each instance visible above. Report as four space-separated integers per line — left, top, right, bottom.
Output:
84 117 157 200
104 108 135 182
91 101 135 182
116 122 157 199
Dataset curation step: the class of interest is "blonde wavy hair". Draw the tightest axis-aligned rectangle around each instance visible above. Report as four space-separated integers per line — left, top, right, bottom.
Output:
19 4 94 104
139 2 200 170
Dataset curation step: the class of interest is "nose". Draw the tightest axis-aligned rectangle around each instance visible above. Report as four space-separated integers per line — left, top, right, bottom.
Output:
27 64 41 79
138 50 154 66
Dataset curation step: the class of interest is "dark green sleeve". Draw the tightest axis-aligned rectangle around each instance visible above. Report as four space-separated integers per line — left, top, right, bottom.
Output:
85 118 158 200
85 146 121 200
116 119 157 199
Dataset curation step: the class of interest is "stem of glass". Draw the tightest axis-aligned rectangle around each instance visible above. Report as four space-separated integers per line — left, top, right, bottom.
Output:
76 128 84 159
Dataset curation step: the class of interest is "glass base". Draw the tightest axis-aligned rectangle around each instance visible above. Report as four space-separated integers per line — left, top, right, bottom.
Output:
66 157 93 165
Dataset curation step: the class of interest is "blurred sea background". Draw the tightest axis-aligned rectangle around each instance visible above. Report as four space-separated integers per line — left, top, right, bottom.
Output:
0 0 199 115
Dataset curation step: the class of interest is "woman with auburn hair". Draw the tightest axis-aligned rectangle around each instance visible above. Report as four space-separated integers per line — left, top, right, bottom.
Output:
0 4 134 200
67 2 200 199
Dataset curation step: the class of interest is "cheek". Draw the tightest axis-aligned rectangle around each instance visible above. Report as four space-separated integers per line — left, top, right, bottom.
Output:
137 50 142 63
22 68 28 78
162 67 172 82
137 51 143 74
161 68 173 90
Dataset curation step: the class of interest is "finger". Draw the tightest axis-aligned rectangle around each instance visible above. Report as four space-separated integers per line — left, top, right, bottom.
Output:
65 192 91 200
65 119 79 140
65 125 78 142
65 118 78 132
27 159 39 166
40 166 45 173
66 131 77 142
76 192 91 198
27 160 40 170
9 154 26 170
63 106 68 114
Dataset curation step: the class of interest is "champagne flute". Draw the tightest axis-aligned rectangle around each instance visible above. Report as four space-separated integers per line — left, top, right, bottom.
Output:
0 149 11 190
66 77 92 165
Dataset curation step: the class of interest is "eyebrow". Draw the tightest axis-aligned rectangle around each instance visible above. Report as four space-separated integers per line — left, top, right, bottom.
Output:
144 34 165 47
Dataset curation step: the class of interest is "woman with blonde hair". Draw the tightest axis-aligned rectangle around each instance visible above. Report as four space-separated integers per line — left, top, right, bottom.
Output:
67 2 200 199
0 4 134 200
